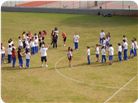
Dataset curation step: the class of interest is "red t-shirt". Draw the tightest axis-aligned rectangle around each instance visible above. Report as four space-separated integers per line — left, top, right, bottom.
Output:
12 50 16 58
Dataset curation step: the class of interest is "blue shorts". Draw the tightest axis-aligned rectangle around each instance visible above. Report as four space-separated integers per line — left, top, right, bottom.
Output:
109 55 113 61
96 54 99 58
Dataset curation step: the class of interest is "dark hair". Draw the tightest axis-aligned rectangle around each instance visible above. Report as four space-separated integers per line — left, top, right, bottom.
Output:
55 27 58 31
118 43 121 46
18 36 21 39
87 46 90 48
123 35 126 37
68 47 71 51
22 31 26 34
101 46 105 49
131 40 134 42
109 44 112 47
133 38 136 41
123 39 126 42
9 45 11 48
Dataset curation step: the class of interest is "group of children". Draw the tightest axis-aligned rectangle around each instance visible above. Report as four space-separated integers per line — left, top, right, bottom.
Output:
1 29 138 68
85 30 138 66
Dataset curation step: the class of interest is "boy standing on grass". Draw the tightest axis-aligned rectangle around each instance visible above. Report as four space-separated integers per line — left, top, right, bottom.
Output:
87 46 91 64
25 49 31 68
122 39 128 60
67 47 73 67
108 44 114 65
73 34 80 50
95 44 100 62
101 46 106 63
40 44 49 68
118 43 122 61
12 48 16 68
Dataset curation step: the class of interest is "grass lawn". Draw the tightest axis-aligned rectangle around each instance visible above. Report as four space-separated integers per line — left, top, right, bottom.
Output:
1 12 138 103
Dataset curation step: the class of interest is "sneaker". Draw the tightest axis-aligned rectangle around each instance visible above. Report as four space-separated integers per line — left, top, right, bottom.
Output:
46 64 48 68
41 64 44 67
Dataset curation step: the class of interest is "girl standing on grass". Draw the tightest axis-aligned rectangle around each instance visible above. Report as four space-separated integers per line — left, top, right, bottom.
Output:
12 48 16 68
25 49 31 68
67 47 73 67
17 48 23 68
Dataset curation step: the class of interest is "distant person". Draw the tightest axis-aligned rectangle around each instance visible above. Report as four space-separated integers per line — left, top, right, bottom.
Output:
134 38 138 56
101 46 106 63
25 49 31 68
7 45 12 63
67 47 73 67
108 44 114 65
34 36 39 53
130 40 135 57
12 48 16 68
30 38 35 55
40 44 49 68
99 30 105 45
62 32 67 46
95 44 100 62
53 33 58 48
1 43 5 64
122 39 128 60
18 36 23 49
118 43 122 61
73 34 80 50
87 46 91 64
17 48 23 68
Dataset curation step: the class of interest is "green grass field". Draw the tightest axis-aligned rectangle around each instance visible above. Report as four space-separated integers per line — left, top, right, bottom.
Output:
1 12 138 103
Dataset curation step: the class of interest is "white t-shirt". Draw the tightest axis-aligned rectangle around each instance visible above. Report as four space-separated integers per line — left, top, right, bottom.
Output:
7 47 12 55
34 39 38 46
30 41 35 47
54 30 59 36
100 32 105 39
87 49 90 56
123 42 128 50
95 47 100 54
101 48 106 55
18 39 23 47
103 40 106 46
1 47 5 54
131 42 135 49
134 41 138 49
67 51 72 57
40 47 48 57
108 47 114 56
26 53 31 59
74 35 80 43
118 45 122 52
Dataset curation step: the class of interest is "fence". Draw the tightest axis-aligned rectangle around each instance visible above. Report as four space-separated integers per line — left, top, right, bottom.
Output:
2 1 138 10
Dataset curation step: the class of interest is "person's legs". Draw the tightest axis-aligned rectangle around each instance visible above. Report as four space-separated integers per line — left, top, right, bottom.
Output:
1 54 5 64
124 49 128 60
87 55 90 64
118 52 122 61
134 48 137 56
26 59 30 68
12 57 16 67
102 55 104 63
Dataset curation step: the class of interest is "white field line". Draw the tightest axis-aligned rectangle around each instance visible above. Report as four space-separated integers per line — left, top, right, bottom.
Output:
55 56 138 91
103 75 137 103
